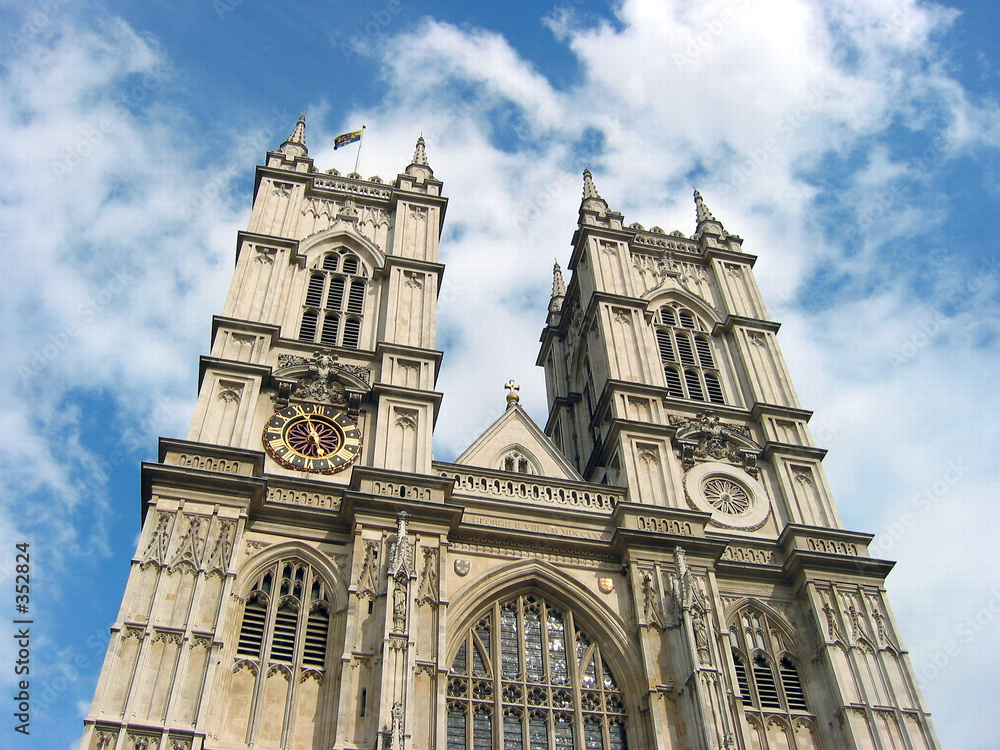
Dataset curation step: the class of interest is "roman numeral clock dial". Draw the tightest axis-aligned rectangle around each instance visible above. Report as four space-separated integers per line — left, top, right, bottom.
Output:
262 403 362 474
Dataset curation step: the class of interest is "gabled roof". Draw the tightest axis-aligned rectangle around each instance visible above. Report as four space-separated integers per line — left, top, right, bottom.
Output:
453 405 583 481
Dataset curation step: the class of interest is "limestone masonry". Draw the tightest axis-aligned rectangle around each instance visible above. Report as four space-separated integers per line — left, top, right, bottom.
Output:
80 115 940 750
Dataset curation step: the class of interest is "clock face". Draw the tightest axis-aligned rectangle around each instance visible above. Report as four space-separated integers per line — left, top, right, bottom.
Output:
263 403 362 474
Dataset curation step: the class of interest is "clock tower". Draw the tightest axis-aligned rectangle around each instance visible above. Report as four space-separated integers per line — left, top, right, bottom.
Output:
79 118 940 750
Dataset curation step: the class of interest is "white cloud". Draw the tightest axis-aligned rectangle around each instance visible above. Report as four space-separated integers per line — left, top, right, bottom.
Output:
331 2 999 745
3 0 998 746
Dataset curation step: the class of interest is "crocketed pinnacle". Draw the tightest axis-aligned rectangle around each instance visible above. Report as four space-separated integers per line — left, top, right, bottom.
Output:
693 187 716 224
287 112 307 146
278 112 308 158
551 261 567 299
549 260 567 313
582 167 602 200
412 135 428 166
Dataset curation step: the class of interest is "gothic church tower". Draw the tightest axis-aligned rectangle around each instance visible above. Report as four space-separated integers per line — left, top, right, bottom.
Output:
80 120 940 750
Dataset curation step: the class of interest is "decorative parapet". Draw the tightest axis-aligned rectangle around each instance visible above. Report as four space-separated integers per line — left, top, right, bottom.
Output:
266 483 342 512
439 466 621 512
719 543 781 566
159 438 264 477
311 175 393 201
631 232 701 255
778 524 872 558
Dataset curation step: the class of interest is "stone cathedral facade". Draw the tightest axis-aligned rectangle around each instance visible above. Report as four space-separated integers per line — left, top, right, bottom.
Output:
80 116 940 750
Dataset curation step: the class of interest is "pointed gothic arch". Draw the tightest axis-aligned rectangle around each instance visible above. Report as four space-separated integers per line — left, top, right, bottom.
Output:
220 543 347 749
297 225 387 273
446 559 636 674
723 598 812 720
235 541 349 611
642 287 724 327
445 560 641 750
645 292 729 405
493 443 543 475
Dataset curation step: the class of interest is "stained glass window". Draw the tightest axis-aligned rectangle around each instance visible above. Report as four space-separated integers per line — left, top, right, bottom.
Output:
448 594 628 749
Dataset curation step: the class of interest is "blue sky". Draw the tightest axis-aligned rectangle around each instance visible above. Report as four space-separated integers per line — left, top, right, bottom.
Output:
1 0 999 748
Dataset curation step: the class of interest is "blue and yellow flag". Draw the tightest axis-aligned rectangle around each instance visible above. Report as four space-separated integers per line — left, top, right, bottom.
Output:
334 129 363 149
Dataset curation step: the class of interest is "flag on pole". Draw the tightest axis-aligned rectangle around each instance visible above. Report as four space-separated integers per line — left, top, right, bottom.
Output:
334 129 363 149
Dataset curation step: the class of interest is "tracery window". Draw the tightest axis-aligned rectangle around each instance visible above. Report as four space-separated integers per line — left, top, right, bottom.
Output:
654 305 725 404
447 594 627 750
727 607 808 715
235 558 332 675
298 249 367 348
500 450 534 474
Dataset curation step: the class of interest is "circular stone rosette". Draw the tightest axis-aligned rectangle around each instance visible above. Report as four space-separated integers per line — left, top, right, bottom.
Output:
683 462 771 530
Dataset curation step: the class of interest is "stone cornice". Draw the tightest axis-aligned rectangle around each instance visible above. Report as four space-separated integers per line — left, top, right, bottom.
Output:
198 356 272 390
718 314 782 335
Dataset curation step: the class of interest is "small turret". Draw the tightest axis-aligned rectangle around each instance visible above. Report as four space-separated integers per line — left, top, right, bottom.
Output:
405 135 434 181
278 112 308 159
693 187 725 237
549 261 566 313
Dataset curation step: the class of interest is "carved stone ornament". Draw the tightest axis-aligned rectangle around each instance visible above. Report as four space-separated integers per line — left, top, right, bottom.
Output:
141 510 175 569
168 514 205 573
204 519 235 576
417 546 440 606
454 559 471 576
387 512 415 579
598 577 614 594
670 411 761 478
128 734 156 750
684 462 771 531
640 569 665 629
275 350 371 409
391 574 408 633
356 540 380 599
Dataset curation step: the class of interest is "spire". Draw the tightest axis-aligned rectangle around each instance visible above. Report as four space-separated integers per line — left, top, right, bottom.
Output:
693 186 725 236
405 134 434 179
549 260 566 312
278 112 308 159
582 167 602 200
413 135 428 166
693 188 715 223
580 167 609 219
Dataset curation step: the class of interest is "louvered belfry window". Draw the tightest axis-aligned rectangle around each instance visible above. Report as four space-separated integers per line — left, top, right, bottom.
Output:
447 594 628 750
235 559 331 676
298 249 367 348
727 608 810 716
654 305 725 404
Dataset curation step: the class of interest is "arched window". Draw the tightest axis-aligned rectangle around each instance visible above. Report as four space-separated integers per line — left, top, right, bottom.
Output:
654 304 725 404
298 249 368 348
499 450 534 474
727 606 809 717
447 594 628 750
235 559 331 674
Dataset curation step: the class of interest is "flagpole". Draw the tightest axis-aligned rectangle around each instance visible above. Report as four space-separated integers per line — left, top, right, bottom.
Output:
354 125 366 174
